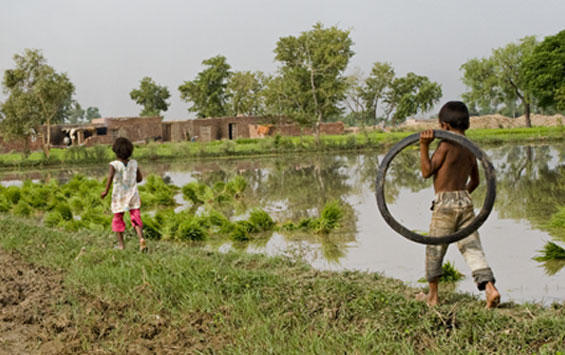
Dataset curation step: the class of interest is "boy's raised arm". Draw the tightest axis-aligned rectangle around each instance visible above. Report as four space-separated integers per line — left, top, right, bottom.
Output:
420 130 446 178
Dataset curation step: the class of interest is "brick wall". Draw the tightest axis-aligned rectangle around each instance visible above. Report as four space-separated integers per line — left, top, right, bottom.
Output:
0 135 43 153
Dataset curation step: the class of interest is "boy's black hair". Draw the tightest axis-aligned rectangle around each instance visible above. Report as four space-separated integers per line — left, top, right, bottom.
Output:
438 101 470 130
112 137 134 160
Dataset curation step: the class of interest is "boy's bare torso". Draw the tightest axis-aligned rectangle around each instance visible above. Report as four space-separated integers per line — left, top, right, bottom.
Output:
432 140 478 192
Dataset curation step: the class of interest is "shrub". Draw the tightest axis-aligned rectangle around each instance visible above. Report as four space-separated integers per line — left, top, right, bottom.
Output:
225 176 247 197
249 208 275 232
182 182 213 205
55 203 73 221
534 241 565 261
13 200 32 217
230 222 250 241
208 209 231 230
0 194 11 212
44 211 64 227
176 219 208 241
419 261 465 283
316 200 343 234
142 215 162 240
4 186 21 204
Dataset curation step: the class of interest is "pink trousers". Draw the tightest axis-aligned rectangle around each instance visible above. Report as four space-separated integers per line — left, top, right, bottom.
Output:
112 209 143 232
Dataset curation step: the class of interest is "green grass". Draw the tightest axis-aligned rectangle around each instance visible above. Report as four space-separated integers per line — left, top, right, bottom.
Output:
1 214 564 353
418 261 465 283
1 125 564 169
534 242 565 262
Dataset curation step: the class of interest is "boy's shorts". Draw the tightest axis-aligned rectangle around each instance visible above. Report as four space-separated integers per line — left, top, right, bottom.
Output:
112 209 143 232
426 191 495 290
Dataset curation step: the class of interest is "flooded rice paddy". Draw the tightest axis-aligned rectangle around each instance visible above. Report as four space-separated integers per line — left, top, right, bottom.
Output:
2 142 564 305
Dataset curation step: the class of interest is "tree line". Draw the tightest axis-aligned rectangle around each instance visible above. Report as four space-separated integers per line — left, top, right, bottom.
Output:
1 23 564 154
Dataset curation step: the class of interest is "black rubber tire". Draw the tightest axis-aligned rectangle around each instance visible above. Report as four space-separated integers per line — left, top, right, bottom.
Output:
375 130 496 245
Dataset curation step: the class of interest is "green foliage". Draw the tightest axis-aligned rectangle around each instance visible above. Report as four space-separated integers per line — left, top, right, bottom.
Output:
523 30 565 111
182 182 213 205
4 186 21 204
248 208 275 232
344 63 441 126
226 71 266 116
129 76 170 117
55 202 73 221
418 261 465 283
85 106 101 121
316 200 343 233
44 210 63 227
139 174 178 209
272 23 354 131
4 214 565 353
545 206 565 240
230 220 259 241
13 200 32 216
66 100 85 124
176 219 208 241
534 241 565 262
0 194 10 212
385 73 442 125
178 55 231 117
460 36 538 123
141 214 162 240
1 48 75 150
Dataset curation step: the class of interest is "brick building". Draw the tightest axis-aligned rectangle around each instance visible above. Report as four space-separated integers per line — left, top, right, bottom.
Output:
1 116 344 152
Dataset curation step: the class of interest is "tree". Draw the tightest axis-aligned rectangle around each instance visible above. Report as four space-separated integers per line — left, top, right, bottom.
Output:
362 62 395 124
1 49 74 155
383 73 442 125
342 70 368 127
460 36 538 126
226 71 266 116
460 58 501 115
273 23 354 139
85 106 101 121
523 30 565 111
66 100 85 124
129 77 170 117
178 55 231 118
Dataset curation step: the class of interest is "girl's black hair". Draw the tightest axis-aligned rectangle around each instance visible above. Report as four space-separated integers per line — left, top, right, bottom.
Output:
438 101 470 130
112 137 134 160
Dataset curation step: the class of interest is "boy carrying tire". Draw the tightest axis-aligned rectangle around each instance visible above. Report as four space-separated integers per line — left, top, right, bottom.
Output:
418 101 500 308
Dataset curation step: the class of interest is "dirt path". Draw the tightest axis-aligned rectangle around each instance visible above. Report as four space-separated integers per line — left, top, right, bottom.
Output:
0 250 67 354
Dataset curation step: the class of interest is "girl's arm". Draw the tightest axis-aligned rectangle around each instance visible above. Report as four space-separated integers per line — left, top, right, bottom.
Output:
101 165 115 199
136 167 143 183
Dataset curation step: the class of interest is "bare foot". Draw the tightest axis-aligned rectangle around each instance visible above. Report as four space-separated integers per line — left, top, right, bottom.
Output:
485 282 500 309
139 238 147 253
415 292 438 307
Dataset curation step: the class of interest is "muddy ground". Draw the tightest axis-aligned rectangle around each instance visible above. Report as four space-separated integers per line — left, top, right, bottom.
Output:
0 249 67 354
0 249 227 354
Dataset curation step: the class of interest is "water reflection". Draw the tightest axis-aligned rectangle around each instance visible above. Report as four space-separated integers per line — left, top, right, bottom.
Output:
2 143 565 303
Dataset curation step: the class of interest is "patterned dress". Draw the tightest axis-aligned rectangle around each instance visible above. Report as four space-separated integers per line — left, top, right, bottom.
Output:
110 160 141 214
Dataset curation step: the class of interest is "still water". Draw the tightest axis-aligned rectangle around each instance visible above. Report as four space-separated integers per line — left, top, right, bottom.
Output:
2 143 564 304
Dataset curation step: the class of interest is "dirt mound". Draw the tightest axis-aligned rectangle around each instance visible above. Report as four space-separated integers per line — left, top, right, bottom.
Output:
400 114 565 130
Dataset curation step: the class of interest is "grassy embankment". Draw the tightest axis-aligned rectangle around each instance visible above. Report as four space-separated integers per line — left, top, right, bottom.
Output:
1 125 563 169
1 214 565 353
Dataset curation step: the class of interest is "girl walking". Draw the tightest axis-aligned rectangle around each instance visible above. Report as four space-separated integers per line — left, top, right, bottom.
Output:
101 137 147 251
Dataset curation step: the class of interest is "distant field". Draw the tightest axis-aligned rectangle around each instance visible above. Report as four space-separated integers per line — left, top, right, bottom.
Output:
0 125 564 170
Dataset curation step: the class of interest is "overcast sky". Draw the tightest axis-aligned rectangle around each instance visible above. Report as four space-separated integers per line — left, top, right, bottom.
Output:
1 0 564 120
